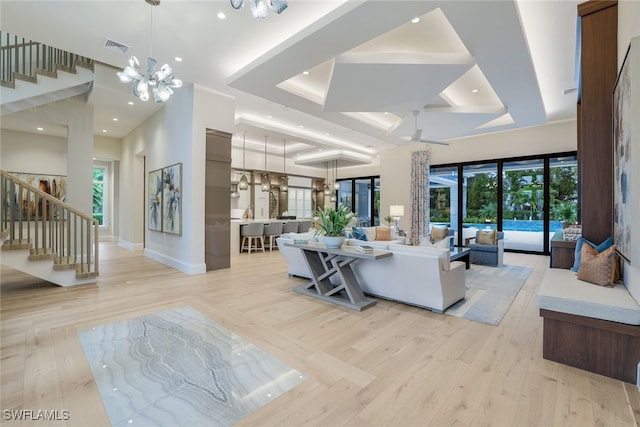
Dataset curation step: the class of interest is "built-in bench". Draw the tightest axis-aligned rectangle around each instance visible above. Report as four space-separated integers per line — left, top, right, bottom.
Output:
537 267 640 383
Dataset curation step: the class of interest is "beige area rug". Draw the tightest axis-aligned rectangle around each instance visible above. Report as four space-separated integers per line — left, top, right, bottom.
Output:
445 264 533 326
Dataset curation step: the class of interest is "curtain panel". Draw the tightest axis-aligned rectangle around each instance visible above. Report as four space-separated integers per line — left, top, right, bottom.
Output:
410 150 430 245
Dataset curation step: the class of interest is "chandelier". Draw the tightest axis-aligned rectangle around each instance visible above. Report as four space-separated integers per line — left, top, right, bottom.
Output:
230 0 288 19
262 136 271 192
117 0 182 103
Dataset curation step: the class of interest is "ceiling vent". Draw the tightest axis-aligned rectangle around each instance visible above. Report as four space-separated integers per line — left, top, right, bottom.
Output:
103 38 129 54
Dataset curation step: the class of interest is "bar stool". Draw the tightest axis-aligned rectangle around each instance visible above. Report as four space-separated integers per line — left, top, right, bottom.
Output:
240 223 265 254
282 221 299 234
263 222 283 252
298 220 313 233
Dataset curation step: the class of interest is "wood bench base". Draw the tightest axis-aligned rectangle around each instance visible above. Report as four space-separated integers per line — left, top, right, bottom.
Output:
540 308 640 383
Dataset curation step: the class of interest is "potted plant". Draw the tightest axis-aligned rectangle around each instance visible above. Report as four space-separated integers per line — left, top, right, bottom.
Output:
384 214 394 228
314 204 355 248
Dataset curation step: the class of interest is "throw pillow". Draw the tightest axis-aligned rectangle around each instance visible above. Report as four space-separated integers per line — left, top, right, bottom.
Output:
431 227 449 242
351 227 368 241
570 236 614 272
576 244 616 287
363 227 377 242
477 229 497 245
376 226 391 241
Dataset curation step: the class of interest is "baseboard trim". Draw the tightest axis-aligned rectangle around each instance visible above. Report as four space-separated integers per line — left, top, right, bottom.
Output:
118 239 143 251
143 248 206 275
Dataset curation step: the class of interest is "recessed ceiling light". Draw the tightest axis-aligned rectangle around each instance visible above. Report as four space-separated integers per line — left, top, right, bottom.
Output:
37 127 44 131
267 115 273 119
472 89 479 93
383 112 389 115
101 129 108 133
174 57 183 62
325 133 330 136
112 117 118 122
217 11 226 19
302 71 309 75
299 125 304 128
411 17 420 24
128 101 134 105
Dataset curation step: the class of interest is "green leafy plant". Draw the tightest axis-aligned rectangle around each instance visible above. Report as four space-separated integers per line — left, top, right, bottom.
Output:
314 205 355 237
384 214 394 227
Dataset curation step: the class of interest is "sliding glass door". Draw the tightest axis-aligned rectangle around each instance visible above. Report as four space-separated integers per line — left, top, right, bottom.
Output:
336 176 380 226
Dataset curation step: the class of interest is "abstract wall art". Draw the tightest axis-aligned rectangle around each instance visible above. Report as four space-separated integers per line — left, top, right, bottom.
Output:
162 163 182 235
148 168 163 232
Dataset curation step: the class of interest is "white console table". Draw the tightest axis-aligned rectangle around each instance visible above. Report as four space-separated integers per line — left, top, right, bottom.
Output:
285 242 392 311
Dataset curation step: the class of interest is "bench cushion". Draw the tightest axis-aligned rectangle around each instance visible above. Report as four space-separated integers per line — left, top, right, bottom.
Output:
537 268 640 325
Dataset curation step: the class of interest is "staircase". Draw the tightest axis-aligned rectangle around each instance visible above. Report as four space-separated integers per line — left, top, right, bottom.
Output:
1 171 99 286
0 31 94 115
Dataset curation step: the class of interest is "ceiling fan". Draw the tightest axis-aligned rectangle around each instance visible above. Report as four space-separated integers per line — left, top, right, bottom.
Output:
409 110 450 146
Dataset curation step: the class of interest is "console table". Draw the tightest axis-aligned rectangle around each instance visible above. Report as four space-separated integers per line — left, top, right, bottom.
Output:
285 242 392 311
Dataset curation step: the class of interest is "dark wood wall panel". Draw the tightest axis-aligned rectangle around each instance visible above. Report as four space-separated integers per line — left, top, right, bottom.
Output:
577 0 617 244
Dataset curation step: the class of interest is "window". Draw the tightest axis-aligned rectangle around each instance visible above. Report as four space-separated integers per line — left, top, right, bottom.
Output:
336 176 380 226
287 187 313 218
93 167 105 225
92 161 111 228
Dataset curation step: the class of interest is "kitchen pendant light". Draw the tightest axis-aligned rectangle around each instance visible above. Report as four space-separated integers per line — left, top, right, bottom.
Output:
238 131 248 190
261 136 271 192
323 161 332 196
280 139 288 192
333 160 340 190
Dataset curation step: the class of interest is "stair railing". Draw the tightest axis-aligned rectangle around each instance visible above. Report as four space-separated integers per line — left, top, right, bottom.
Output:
1 31 93 87
0 171 99 278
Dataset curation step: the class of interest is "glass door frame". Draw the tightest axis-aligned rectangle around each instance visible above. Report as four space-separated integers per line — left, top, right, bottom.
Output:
335 175 381 226
432 151 576 255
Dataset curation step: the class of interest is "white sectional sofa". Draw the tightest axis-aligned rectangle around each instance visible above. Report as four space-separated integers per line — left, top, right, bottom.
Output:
537 267 640 383
276 235 466 313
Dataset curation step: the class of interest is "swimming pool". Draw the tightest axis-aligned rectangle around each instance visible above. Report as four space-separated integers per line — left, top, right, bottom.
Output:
436 220 564 232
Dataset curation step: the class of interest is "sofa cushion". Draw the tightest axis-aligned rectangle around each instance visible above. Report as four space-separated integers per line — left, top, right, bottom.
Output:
577 244 616 287
431 227 449 242
419 235 449 249
351 227 368 241
537 268 640 325
376 226 391 241
477 229 497 245
570 236 614 272
390 244 450 271
362 226 378 242
468 242 498 253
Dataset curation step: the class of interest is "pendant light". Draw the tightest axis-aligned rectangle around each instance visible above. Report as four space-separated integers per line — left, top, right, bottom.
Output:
333 160 340 190
261 135 271 192
238 131 249 190
280 139 288 192
323 161 332 196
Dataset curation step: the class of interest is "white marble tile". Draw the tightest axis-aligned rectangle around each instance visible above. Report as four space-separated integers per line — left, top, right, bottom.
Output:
79 306 306 426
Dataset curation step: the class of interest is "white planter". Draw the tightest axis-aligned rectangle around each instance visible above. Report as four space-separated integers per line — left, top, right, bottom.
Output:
323 236 345 249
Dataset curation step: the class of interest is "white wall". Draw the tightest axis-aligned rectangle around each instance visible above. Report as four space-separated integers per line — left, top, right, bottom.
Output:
0 129 67 175
94 135 122 161
119 84 235 274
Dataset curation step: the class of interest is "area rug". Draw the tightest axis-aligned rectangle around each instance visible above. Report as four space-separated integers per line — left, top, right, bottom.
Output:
79 306 306 427
445 264 533 326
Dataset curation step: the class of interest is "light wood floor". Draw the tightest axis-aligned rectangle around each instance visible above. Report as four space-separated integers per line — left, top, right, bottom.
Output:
2 245 640 426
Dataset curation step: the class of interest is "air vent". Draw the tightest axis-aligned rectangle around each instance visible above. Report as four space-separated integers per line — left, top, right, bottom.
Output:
103 38 129 54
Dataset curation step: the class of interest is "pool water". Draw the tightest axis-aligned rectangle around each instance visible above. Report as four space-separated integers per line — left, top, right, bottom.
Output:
448 220 564 232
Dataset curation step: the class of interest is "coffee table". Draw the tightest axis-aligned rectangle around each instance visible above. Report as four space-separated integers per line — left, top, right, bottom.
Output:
450 246 471 269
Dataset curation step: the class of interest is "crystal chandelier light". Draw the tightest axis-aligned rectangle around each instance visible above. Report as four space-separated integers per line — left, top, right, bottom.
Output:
333 160 340 190
230 0 288 19
324 161 332 196
117 0 182 103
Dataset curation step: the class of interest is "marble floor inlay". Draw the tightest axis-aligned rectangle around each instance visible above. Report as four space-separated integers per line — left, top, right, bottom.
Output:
79 306 306 427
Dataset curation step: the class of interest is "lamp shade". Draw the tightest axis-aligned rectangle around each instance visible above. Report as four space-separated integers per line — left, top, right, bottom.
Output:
390 205 404 217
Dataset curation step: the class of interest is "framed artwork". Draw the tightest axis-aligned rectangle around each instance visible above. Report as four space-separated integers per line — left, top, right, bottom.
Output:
613 36 639 266
7 172 66 220
148 168 163 232
162 163 182 235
